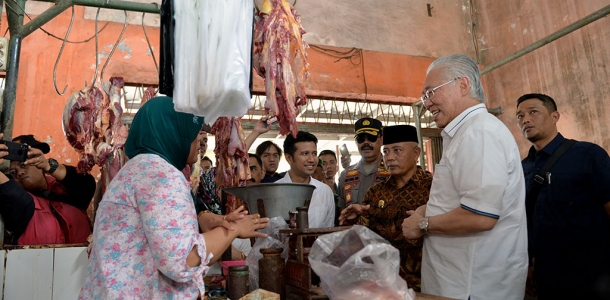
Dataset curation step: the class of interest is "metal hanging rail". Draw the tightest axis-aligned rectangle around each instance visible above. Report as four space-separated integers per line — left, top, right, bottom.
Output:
481 4 610 74
0 0 160 249
1 0 160 141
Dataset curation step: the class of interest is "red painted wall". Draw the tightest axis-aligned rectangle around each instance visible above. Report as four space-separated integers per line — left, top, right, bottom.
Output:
475 1 610 155
3 6 159 178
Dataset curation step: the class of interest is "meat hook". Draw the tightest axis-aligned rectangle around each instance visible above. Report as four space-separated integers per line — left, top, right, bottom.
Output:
142 9 159 76
53 5 74 96
100 10 128 88
142 4 159 93
91 7 101 87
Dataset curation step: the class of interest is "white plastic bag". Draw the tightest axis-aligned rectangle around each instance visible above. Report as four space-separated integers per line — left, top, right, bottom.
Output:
309 225 415 300
173 0 253 124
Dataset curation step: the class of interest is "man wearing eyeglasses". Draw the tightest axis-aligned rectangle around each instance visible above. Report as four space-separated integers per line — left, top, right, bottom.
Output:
337 117 390 210
400 54 528 300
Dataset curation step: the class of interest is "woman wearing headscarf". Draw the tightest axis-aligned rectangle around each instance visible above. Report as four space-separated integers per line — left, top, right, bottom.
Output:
79 97 269 299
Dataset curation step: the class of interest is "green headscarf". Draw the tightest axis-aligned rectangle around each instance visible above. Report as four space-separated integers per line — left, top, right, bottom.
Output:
125 96 204 171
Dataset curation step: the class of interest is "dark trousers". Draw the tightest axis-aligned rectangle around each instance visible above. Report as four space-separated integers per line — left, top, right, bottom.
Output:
535 256 610 300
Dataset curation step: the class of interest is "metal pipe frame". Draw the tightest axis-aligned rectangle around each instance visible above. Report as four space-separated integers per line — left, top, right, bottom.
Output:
481 4 610 75
35 0 160 14
1 0 160 138
0 0 160 249
413 104 426 169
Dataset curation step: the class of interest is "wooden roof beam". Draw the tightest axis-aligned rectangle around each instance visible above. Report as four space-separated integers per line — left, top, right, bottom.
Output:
252 45 435 105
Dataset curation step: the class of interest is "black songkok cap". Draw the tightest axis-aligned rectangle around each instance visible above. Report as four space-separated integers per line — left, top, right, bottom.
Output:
354 118 383 136
382 125 419 145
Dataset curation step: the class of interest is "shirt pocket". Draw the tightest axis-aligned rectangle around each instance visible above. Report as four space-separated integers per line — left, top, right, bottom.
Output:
543 172 574 206
351 188 360 204
428 164 455 213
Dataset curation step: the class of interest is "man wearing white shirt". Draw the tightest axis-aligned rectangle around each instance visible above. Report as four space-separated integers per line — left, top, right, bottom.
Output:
275 131 335 228
401 54 528 300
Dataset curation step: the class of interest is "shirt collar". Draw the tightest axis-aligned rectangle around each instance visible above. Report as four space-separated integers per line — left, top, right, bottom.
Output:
388 166 427 189
443 103 487 137
356 157 382 174
526 133 564 158
283 172 311 184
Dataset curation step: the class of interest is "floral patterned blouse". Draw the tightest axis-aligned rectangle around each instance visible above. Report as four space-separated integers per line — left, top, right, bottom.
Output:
79 154 211 300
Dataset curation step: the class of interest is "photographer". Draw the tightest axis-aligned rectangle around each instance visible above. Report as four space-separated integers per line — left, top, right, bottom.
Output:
0 134 95 245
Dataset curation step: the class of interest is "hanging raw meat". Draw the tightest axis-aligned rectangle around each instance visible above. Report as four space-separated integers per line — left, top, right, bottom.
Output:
62 77 128 179
65 78 130 227
101 77 129 182
211 117 250 213
140 86 156 107
254 0 309 137
62 86 104 174
105 77 129 151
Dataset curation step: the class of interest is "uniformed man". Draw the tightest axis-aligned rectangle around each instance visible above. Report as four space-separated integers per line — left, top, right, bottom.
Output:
337 118 390 209
338 125 433 291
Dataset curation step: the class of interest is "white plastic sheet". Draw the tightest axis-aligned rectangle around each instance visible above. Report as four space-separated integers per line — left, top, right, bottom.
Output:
173 0 254 124
245 217 289 292
309 225 415 300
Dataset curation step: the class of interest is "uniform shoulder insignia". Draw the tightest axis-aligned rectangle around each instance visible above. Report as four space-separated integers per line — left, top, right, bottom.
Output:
347 169 359 176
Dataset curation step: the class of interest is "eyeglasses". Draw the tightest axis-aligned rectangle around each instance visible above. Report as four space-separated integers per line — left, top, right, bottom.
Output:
355 133 379 144
420 77 461 104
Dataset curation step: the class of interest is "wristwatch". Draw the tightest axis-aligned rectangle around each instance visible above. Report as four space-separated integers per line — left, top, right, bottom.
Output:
47 158 59 174
418 217 430 234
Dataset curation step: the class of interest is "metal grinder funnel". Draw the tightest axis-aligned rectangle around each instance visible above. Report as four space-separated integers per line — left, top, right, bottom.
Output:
223 183 316 221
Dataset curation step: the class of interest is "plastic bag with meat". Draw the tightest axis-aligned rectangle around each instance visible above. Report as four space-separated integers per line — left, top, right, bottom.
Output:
309 225 416 300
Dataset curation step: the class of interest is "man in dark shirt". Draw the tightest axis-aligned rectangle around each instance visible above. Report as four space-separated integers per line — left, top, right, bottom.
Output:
516 93 610 300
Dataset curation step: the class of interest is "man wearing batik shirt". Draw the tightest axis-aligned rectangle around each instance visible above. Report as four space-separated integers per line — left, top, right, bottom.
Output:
339 125 432 292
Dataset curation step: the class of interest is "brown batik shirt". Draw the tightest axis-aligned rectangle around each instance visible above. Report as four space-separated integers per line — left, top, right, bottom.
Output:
346 166 433 292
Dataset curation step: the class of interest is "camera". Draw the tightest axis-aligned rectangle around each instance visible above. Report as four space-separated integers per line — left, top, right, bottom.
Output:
0 140 29 162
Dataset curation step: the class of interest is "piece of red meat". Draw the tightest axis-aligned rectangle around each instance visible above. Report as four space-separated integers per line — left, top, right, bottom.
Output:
62 86 103 174
254 0 309 137
211 117 250 213
63 77 129 179
140 86 156 107
106 77 128 150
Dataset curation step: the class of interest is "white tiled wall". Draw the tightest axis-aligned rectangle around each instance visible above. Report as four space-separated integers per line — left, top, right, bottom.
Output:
3 247 88 300
4 248 54 300
52 248 89 300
